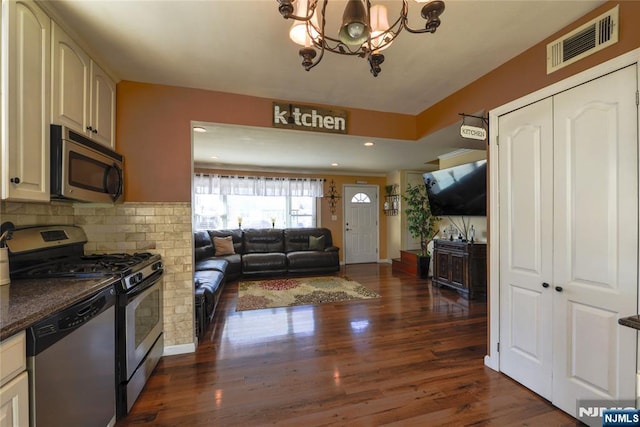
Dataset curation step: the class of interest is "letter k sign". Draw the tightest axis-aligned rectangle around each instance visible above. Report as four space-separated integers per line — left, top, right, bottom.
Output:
273 105 288 125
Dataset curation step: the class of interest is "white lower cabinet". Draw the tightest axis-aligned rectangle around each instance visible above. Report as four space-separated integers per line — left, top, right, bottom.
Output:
0 372 28 427
0 332 28 427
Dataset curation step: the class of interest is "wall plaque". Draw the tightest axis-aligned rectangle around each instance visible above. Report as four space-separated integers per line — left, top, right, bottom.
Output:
460 124 487 141
273 102 347 134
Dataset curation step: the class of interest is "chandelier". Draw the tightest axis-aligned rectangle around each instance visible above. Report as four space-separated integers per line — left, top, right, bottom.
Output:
276 0 445 77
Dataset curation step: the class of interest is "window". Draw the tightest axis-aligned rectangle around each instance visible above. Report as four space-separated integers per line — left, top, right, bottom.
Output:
351 193 371 203
194 194 317 230
193 174 323 230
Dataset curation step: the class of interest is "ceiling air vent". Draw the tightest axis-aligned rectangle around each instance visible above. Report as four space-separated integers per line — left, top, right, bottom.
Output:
546 5 618 74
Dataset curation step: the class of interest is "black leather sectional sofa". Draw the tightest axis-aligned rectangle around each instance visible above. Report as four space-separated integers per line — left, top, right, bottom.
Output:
193 227 340 338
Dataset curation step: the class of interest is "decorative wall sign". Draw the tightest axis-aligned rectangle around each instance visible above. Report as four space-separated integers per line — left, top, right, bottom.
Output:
273 102 347 134
460 125 487 140
459 112 489 141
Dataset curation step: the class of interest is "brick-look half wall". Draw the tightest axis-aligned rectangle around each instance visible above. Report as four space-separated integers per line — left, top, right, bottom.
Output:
74 202 194 347
0 201 195 348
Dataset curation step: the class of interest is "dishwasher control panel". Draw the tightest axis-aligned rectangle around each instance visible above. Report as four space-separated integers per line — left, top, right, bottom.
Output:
27 285 116 355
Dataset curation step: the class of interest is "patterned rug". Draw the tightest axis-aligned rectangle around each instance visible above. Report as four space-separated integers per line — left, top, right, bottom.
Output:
236 276 380 311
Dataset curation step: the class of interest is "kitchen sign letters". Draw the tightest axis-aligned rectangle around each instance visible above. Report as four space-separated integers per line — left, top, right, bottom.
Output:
273 102 347 134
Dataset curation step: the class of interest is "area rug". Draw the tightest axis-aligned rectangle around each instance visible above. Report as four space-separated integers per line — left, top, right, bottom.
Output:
236 276 380 311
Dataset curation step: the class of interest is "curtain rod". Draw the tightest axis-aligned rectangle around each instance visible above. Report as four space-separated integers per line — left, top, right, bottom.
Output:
196 174 325 181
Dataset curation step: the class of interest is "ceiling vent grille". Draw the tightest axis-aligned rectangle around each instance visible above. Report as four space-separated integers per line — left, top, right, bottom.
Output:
546 5 618 74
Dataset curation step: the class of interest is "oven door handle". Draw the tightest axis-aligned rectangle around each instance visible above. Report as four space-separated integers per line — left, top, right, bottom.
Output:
122 271 163 303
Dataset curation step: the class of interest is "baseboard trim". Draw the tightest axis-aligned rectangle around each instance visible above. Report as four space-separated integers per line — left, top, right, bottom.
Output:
163 342 196 356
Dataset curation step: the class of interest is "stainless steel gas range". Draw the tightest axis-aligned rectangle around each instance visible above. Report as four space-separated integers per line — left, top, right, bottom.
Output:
7 224 164 424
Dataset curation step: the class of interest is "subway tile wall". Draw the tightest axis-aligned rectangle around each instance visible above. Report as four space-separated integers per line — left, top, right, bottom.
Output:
0 201 195 348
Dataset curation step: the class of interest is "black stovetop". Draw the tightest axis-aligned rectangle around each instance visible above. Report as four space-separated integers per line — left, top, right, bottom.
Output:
11 252 160 280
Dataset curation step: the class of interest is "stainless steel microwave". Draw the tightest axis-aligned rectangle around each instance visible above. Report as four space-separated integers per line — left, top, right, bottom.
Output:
50 124 124 203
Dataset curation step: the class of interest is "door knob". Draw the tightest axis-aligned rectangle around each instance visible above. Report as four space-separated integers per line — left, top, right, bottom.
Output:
555 286 563 292
10 177 20 184
542 282 550 288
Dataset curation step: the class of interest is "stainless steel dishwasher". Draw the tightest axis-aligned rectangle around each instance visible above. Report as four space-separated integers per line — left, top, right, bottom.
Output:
27 285 116 427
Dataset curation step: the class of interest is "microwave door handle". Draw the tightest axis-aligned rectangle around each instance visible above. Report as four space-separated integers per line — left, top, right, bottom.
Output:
104 163 123 202
112 164 123 202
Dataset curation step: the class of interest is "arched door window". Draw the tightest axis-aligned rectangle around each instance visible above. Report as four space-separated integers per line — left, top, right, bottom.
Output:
351 193 371 204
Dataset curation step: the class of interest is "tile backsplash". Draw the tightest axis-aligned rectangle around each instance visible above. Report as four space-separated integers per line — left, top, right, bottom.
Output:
1 201 194 348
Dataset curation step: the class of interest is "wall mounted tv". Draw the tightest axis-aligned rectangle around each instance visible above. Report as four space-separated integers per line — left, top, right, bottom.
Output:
422 159 487 216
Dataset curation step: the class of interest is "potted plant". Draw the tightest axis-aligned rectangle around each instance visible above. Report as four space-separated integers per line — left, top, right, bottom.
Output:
402 182 439 278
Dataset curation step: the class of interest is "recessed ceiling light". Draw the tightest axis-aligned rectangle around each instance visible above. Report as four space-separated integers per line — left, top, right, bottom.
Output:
193 126 207 133
364 141 374 147
210 156 218 159
331 163 339 167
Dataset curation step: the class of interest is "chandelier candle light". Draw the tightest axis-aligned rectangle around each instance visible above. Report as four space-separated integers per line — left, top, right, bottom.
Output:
276 0 445 76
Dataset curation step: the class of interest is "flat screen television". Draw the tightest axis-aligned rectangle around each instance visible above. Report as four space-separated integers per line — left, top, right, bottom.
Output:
422 159 487 216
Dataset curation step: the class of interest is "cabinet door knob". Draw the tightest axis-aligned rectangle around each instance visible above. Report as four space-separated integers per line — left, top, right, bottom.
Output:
86 126 93 131
555 286 563 292
92 128 98 134
10 177 20 184
542 282 550 288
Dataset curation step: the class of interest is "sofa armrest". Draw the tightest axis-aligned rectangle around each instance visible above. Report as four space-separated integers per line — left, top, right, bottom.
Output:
324 246 339 252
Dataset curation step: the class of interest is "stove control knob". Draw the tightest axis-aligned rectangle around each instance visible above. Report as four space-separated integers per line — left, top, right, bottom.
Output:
152 262 163 271
129 272 143 286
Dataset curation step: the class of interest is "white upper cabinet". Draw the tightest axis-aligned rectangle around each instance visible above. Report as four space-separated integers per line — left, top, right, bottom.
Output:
1 0 51 202
51 22 116 149
90 62 116 147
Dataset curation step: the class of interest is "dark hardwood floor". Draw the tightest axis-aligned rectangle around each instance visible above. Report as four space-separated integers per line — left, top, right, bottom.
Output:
117 264 579 426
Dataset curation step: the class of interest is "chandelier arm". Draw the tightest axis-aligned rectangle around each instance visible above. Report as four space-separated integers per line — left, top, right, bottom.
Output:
278 0 319 22
404 0 445 34
300 0 328 71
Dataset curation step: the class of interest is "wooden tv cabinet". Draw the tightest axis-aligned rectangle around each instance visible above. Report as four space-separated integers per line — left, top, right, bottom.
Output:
432 239 487 300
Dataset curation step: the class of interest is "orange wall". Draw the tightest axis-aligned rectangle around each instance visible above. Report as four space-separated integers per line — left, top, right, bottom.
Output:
193 167 388 262
116 84 414 202
416 1 640 136
117 1 640 203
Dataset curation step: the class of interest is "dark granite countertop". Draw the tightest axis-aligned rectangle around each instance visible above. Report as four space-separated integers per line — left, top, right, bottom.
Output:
619 315 640 330
0 277 117 341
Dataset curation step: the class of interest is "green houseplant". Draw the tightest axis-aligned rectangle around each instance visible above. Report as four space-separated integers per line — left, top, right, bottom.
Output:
402 182 439 278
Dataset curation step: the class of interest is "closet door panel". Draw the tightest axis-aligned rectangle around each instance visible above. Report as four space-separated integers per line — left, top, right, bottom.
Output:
552 64 638 416
498 98 554 400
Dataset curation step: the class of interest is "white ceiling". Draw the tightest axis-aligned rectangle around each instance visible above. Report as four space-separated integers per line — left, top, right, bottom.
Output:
41 0 606 174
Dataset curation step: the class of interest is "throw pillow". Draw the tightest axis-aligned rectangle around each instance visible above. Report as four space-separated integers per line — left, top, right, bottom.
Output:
309 235 325 251
213 236 235 256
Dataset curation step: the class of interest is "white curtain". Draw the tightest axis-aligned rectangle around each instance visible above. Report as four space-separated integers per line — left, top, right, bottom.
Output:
194 174 324 197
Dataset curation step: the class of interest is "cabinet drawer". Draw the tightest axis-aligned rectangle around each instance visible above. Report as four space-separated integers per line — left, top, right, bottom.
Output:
0 332 26 387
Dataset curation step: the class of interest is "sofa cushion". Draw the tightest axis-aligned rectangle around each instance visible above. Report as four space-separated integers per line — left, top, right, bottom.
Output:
194 230 214 262
242 252 287 274
243 229 284 253
213 236 235 255
195 258 228 273
308 235 325 251
287 250 339 271
284 228 334 252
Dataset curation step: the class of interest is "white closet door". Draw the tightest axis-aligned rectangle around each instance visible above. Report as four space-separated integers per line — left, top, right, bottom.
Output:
552 65 638 416
498 98 554 399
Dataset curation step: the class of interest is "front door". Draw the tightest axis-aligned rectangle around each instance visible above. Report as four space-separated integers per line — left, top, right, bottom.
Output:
343 185 378 264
